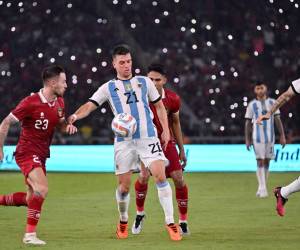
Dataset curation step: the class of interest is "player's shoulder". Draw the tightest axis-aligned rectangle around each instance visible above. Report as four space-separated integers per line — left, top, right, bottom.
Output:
22 92 40 103
267 97 276 103
248 99 257 106
165 88 179 99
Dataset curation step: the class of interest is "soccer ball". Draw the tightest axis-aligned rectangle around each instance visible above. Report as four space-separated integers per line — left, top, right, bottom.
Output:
111 113 137 137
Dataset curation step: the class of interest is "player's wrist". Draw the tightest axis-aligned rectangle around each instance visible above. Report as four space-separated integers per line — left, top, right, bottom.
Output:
71 114 78 121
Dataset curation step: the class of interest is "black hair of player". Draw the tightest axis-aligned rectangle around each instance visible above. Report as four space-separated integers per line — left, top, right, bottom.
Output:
42 65 65 82
255 81 266 87
112 45 131 59
147 63 167 76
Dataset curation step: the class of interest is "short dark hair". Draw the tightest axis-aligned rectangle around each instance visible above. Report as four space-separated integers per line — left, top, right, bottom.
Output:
42 65 65 82
112 44 131 58
147 63 166 76
255 81 266 87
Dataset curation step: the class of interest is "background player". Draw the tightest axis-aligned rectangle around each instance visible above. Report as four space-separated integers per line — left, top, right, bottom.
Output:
245 82 286 198
132 64 189 236
0 65 77 245
67 45 182 241
257 78 299 216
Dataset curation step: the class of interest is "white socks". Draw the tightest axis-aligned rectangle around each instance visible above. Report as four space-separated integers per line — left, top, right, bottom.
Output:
156 181 174 225
256 167 267 191
115 188 130 222
281 177 300 199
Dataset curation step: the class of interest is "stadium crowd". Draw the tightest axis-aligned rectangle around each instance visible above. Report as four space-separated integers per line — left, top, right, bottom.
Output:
0 0 299 144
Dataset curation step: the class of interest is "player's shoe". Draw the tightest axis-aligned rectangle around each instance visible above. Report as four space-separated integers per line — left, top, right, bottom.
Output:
165 223 182 241
116 221 128 239
274 187 288 217
131 214 146 234
256 189 268 198
179 222 191 236
23 232 46 245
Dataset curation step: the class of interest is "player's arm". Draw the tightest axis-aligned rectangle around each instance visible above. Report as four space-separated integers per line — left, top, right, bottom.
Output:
245 119 252 151
274 115 286 148
0 114 18 161
153 100 170 150
171 111 187 167
67 101 98 124
257 86 295 124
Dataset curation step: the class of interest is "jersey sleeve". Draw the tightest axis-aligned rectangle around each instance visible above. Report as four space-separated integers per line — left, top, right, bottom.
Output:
291 78 300 94
147 78 161 103
11 97 32 121
89 83 108 107
245 103 254 119
171 94 181 113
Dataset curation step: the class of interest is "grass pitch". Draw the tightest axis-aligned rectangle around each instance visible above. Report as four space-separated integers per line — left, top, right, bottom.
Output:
0 172 300 250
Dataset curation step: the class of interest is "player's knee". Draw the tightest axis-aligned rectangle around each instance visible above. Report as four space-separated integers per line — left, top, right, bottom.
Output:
119 184 130 194
173 178 185 189
35 184 48 198
139 174 150 185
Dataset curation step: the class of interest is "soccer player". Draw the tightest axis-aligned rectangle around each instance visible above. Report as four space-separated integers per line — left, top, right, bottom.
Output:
245 82 286 198
257 78 299 216
67 45 182 241
0 65 77 245
131 63 189 236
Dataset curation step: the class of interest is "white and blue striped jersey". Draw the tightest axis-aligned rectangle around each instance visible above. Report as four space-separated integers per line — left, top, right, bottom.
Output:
89 76 160 141
245 98 280 144
291 78 300 94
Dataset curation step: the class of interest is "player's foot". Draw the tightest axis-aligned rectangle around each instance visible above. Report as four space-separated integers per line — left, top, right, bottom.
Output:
179 222 191 236
131 214 146 234
256 189 268 198
274 187 288 217
116 221 128 239
165 223 182 241
23 232 46 245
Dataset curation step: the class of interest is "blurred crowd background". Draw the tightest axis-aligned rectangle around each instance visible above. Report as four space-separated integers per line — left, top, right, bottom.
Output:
0 0 299 144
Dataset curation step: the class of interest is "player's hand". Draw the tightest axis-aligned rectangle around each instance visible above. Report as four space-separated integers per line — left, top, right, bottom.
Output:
257 113 271 125
280 135 286 149
179 149 187 168
66 124 78 135
161 130 170 151
245 140 252 151
67 114 77 125
0 148 4 162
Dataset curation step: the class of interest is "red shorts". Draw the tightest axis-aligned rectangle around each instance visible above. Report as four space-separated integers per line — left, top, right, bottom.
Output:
15 154 46 180
164 141 182 178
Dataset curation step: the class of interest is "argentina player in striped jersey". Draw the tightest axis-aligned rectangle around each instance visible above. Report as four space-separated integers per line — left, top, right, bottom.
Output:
245 82 286 198
67 45 182 241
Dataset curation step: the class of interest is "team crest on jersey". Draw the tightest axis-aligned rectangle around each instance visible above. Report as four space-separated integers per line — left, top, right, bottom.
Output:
57 107 64 118
125 84 132 92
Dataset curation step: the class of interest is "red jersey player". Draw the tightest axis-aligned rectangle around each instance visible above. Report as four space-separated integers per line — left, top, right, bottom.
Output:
132 63 190 235
0 65 77 245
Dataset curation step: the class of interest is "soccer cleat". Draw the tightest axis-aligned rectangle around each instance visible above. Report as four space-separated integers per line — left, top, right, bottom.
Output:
256 189 268 198
165 223 182 241
131 214 146 234
23 232 46 245
179 222 191 236
116 221 128 239
274 187 288 217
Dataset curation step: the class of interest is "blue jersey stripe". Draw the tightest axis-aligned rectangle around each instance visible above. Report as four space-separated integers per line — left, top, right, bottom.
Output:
122 80 140 139
137 77 156 137
108 81 124 142
252 102 261 143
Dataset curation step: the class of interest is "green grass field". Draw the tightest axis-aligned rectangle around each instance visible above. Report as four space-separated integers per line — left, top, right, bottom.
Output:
0 172 300 250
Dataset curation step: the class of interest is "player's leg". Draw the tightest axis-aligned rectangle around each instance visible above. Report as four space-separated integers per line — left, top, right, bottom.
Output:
149 160 181 241
253 143 267 197
23 167 48 245
0 191 27 206
274 176 300 216
169 170 190 235
132 165 150 234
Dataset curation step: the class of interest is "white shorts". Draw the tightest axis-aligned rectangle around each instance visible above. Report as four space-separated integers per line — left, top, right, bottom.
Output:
253 142 275 160
114 137 169 175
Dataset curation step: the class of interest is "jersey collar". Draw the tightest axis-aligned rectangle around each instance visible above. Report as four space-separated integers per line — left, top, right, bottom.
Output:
38 89 57 106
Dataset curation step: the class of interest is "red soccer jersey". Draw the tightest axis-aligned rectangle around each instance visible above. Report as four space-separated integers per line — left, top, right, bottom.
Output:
11 89 65 159
150 88 181 141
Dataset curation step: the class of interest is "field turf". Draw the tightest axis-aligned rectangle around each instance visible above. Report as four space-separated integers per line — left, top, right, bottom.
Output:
0 172 299 250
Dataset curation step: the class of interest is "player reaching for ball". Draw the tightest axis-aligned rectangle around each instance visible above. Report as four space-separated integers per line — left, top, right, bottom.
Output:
67 45 182 241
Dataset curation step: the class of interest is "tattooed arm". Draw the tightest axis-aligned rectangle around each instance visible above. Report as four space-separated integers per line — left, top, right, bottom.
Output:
0 114 18 161
257 86 296 124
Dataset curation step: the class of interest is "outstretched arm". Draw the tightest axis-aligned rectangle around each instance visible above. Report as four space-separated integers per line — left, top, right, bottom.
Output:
274 115 286 148
171 111 187 167
68 101 98 124
0 114 18 161
257 87 295 124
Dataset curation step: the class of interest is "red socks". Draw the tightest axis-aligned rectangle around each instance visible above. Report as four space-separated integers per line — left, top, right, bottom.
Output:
0 192 27 206
135 180 148 212
26 194 45 233
176 185 188 221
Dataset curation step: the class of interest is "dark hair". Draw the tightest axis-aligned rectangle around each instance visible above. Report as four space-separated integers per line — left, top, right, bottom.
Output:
112 44 131 58
42 65 65 82
255 81 266 87
147 63 166 76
